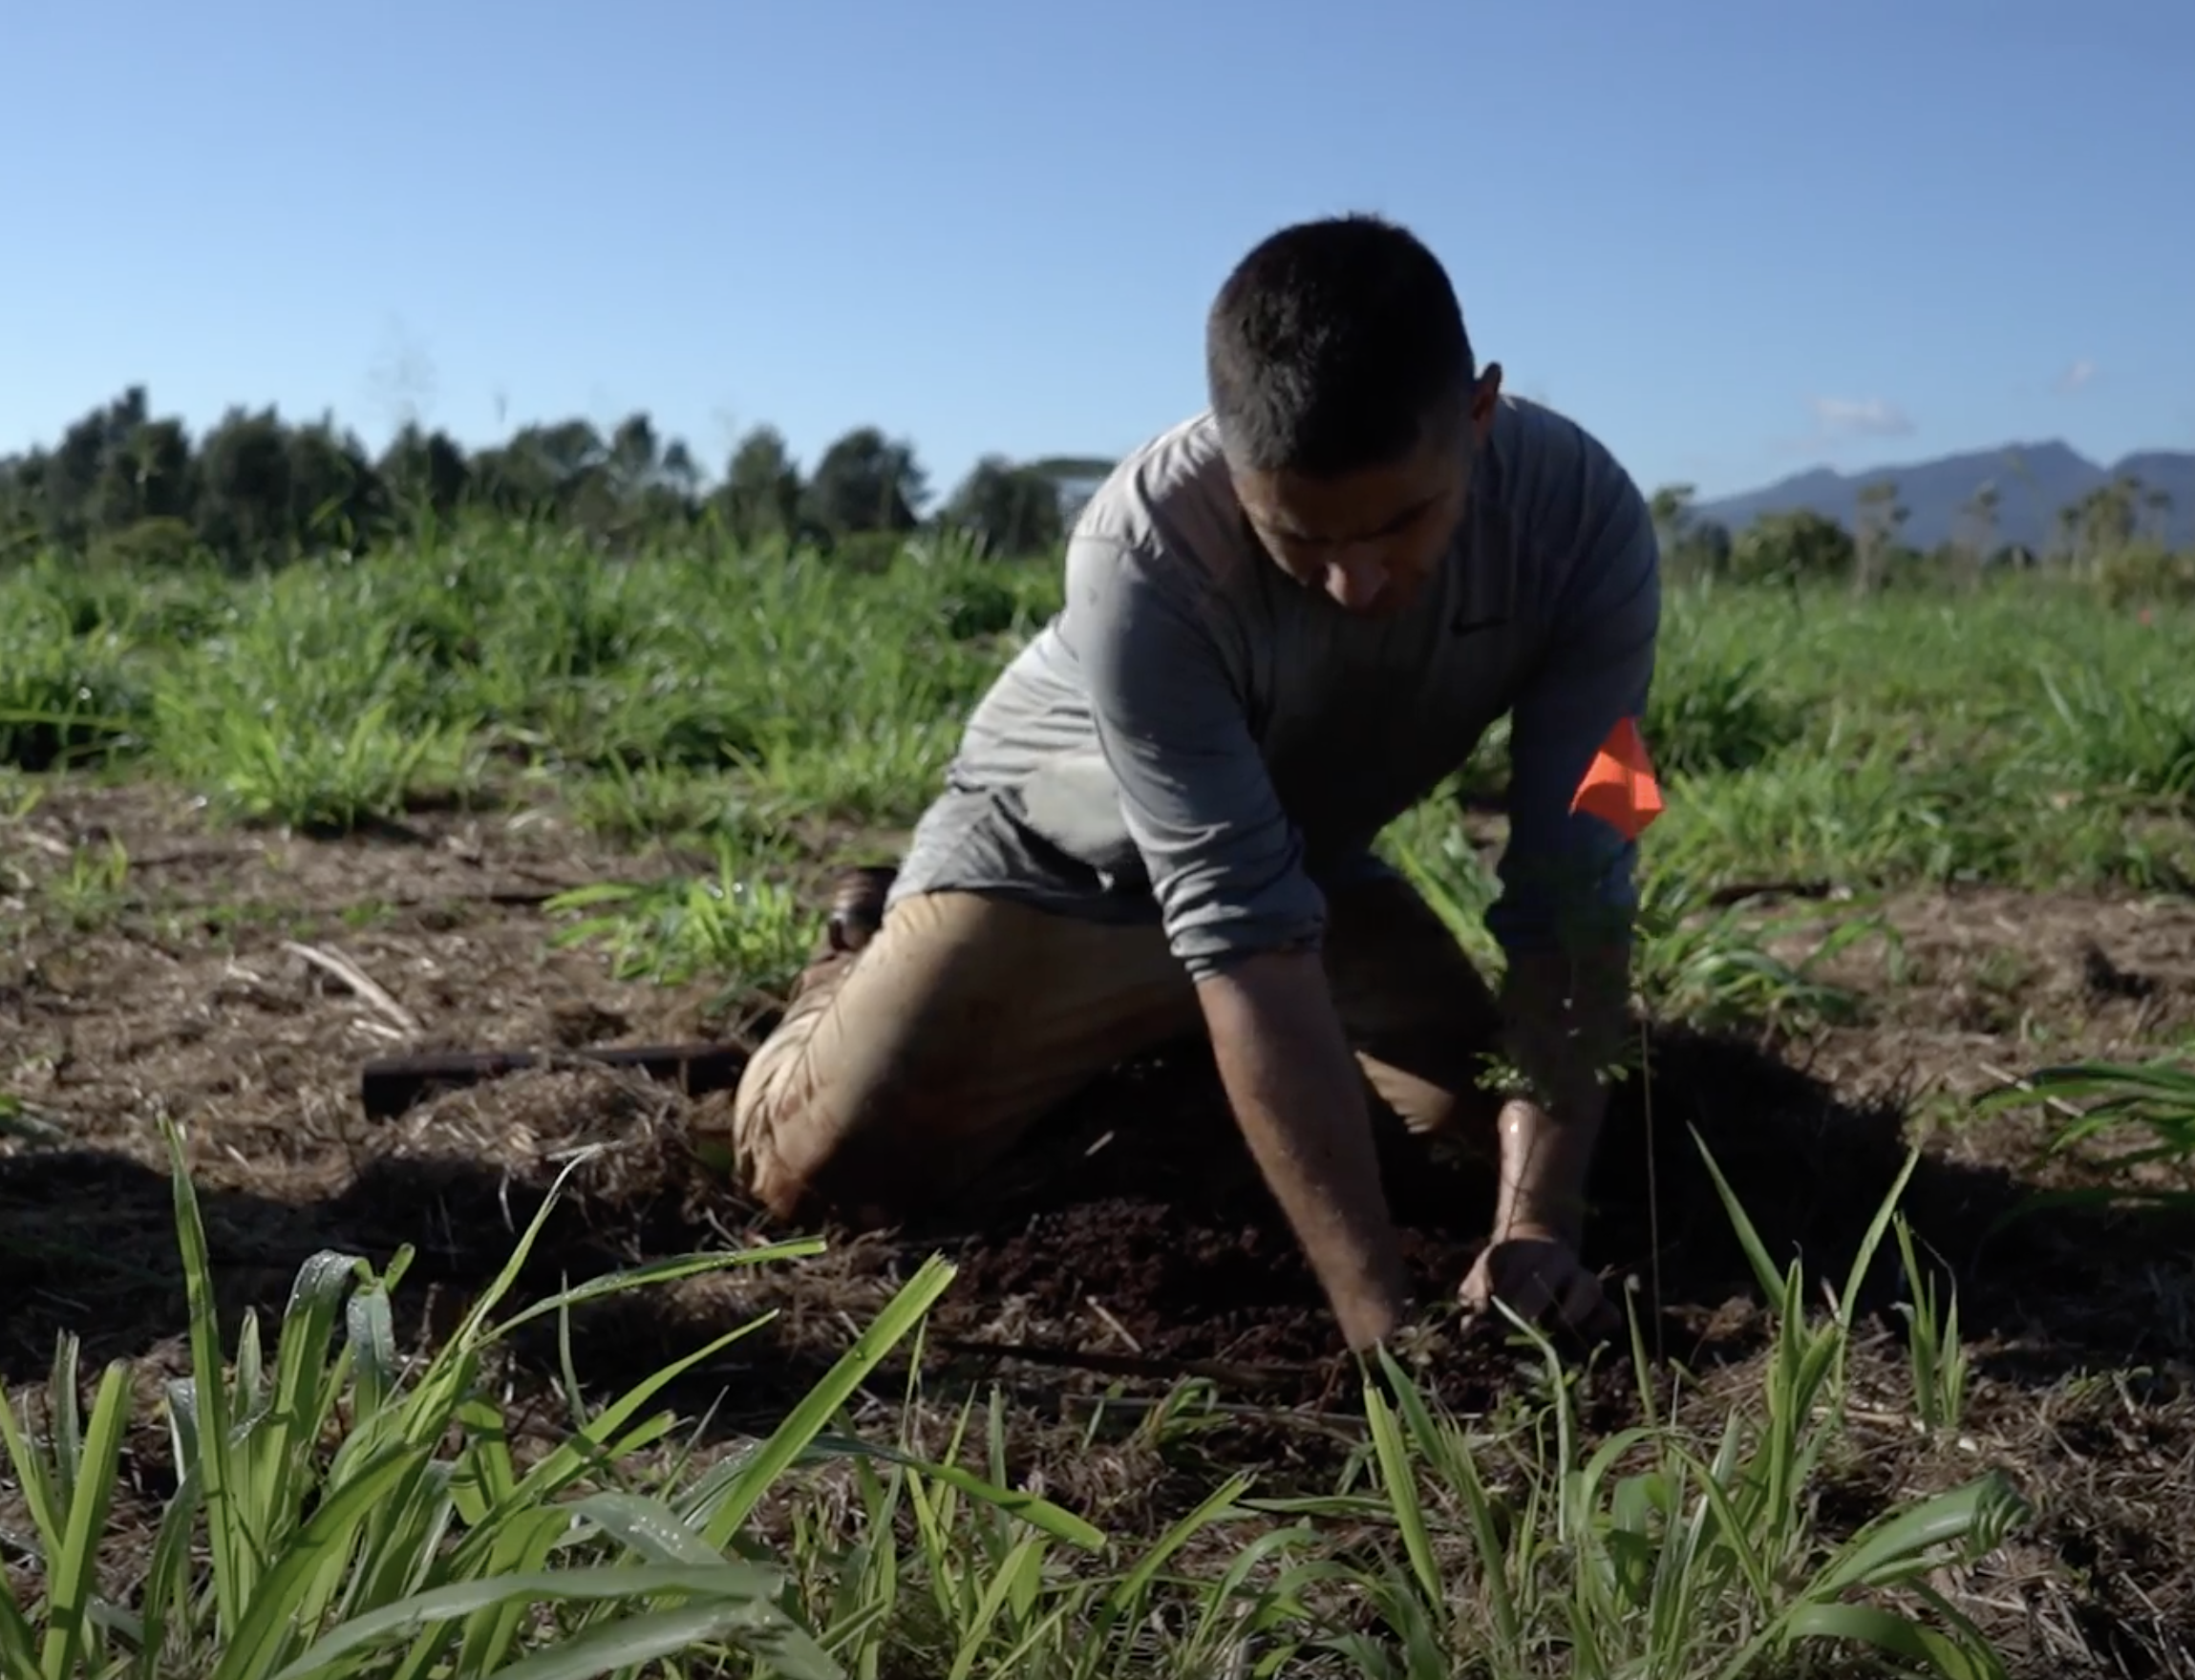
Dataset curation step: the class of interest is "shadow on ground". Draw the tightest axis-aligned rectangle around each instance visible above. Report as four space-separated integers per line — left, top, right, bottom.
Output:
0 1120 856 1429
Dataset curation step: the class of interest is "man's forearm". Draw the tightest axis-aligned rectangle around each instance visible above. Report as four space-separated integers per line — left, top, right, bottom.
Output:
1196 948 1411 1351
1493 943 1633 1244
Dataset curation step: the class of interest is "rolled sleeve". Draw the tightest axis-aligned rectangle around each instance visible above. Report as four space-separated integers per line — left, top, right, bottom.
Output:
1065 534 1325 980
1484 510 1661 961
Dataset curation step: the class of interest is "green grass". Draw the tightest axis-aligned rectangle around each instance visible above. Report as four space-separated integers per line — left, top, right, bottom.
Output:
8 531 2190 894
4 1122 2022 1679
8 521 2195 1674
0 527 1050 835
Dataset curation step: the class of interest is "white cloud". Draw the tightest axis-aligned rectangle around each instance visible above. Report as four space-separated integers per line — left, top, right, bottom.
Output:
2054 357 2098 393
1806 395 1915 438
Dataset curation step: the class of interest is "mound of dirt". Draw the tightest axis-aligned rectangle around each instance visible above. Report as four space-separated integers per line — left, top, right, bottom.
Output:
924 1025 1929 1374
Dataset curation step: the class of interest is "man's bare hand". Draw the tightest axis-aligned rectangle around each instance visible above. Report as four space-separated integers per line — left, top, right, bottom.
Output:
1459 1225 1618 1340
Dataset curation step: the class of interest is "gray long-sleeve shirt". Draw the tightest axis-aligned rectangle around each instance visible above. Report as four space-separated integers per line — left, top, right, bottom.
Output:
890 394 1661 980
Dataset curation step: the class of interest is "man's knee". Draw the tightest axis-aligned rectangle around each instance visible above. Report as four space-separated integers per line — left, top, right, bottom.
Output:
718 888 1154 1225
730 1050 928 1225
723 979 842 1221
725 959 954 1223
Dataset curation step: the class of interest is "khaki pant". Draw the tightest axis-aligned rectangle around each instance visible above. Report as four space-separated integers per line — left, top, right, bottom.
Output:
725 873 1506 1223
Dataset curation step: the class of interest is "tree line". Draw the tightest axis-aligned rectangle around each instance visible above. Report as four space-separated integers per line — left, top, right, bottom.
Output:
1652 474 2185 602
0 386 1115 571
1 386 2185 605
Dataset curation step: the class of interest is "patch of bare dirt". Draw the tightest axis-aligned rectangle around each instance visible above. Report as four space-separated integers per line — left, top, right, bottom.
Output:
1754 883 2195 1105
6 785 2195 1676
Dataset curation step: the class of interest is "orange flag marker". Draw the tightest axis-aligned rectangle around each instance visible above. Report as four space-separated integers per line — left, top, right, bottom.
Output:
1569 715 1664 841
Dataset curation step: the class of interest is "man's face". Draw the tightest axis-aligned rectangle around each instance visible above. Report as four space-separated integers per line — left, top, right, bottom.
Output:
1232 364 1503 618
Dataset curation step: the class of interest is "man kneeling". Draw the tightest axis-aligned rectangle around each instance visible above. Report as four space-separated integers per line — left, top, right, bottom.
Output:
722 213 1661 1356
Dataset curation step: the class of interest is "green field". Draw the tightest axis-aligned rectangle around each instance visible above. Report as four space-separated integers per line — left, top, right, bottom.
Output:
5 526 2195 1677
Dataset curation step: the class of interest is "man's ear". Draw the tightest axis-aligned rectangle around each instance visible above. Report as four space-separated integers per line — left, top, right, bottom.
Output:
1469 362 1504 438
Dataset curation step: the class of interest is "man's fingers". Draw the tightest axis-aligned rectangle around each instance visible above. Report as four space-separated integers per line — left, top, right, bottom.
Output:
1465 1264 1555 1327
1460 1243 1619 1341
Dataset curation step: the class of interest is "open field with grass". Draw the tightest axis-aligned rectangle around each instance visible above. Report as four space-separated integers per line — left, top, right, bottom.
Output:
5 526 2195 1677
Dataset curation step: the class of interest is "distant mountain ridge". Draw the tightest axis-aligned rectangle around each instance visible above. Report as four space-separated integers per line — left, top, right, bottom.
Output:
1691 441 2195 552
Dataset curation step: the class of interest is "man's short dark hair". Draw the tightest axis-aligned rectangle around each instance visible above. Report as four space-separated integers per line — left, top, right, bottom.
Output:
1205 213 1475 478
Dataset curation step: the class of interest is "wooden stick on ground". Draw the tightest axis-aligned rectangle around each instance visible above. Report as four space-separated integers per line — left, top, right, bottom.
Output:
281 940 424 1038
1976 1060 2087 1123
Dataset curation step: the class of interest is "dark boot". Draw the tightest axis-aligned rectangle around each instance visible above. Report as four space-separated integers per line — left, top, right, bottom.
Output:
824 863 899 956
783 864 898 1007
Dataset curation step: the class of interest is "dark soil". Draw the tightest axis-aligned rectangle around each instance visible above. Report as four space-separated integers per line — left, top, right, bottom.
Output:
5 782 2195 1676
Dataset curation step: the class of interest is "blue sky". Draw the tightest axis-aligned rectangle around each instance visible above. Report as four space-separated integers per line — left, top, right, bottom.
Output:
4 0 2187 503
